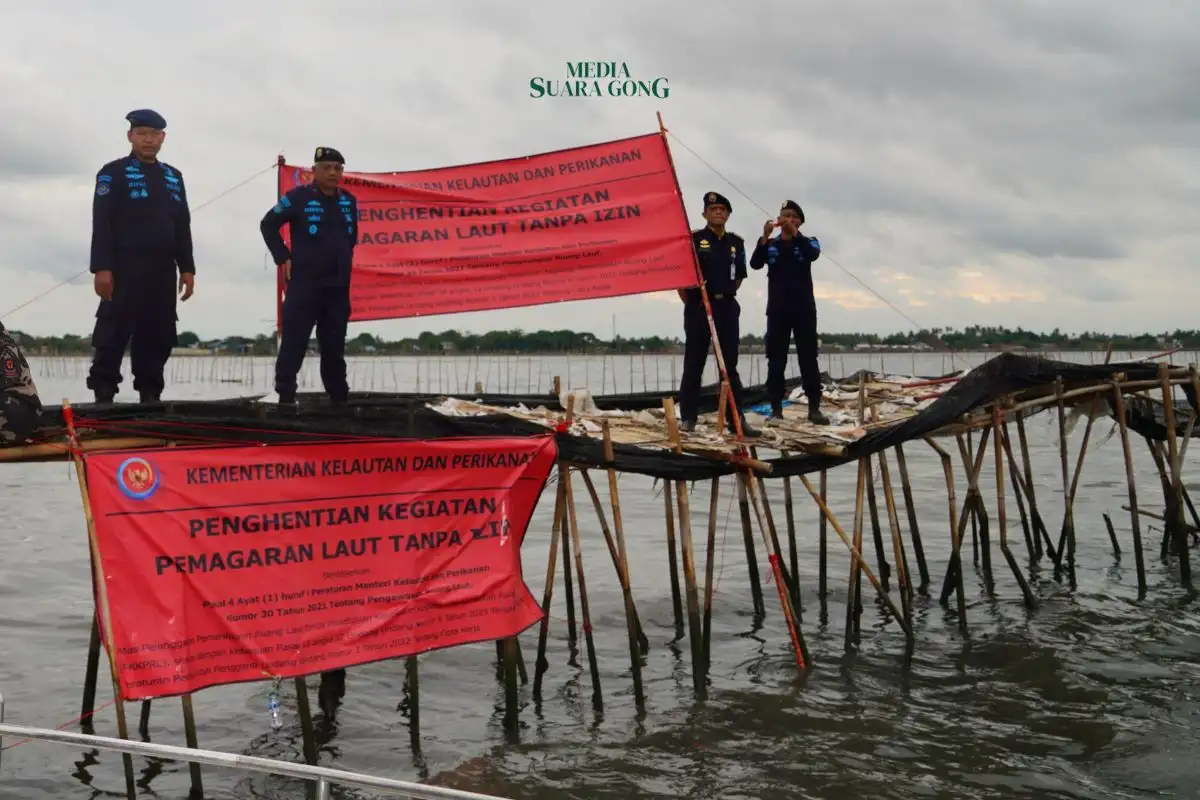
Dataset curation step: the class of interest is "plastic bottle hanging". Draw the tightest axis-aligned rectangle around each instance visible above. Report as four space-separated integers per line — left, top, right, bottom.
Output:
267 677 283 731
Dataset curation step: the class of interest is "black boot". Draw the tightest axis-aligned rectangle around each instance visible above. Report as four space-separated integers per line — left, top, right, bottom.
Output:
770 401 784 420
139 392 160 404
94 390 115 404
729 415 761 438
808 399 830 425
680 419 696 433
277 390 296 405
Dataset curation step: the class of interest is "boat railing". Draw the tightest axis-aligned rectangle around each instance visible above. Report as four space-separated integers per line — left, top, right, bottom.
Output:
0 690 509 799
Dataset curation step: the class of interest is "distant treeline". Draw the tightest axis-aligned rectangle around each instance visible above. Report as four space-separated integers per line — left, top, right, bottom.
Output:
8 325 1190 357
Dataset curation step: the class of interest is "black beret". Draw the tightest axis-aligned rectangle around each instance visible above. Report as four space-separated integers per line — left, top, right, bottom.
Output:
314 146 345 164
126 109 166 130
780 200 805 222
703 191 731 212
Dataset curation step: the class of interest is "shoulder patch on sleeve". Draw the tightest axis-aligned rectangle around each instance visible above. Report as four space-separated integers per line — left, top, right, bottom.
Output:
96 181 110 196
280 194 292 208
810 237 821 249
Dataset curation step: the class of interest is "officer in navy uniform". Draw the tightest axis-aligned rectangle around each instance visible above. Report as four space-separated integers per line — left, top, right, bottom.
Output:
260 146 358 404
750 200 829 424
0 321 42 444
676 191 760 436
87 109 196 404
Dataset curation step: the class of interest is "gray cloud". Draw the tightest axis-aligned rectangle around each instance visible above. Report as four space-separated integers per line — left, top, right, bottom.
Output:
0 0 1196 339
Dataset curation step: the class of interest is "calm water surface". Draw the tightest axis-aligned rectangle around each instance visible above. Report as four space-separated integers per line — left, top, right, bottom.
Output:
1 352 1197 799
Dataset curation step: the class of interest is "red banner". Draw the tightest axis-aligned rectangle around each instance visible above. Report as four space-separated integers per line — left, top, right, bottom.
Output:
277 131 699 322
83 436 556 700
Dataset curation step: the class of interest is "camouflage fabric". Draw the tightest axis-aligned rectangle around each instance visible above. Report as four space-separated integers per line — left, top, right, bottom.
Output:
0 321 42 444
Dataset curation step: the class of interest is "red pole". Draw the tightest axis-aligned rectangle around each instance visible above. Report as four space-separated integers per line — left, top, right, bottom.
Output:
274 154 285 343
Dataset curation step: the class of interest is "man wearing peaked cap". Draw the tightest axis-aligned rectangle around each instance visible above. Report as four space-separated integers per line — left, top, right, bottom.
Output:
675 190 760 438
86 107 196 405
261 145 359 408
749 199 829 425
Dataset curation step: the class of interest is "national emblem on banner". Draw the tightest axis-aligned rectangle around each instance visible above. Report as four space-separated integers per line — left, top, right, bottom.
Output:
116 456 161 501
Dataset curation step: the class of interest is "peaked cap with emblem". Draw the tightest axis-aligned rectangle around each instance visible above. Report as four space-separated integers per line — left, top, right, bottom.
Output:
314 146 345 164
703 191 731 212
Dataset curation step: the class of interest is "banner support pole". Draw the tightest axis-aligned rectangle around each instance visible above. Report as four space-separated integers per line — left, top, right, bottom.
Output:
274 154 286 354
62 400 138 799
655 111 746 439
656 112 808 673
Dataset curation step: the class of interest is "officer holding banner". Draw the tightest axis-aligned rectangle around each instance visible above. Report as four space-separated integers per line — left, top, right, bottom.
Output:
676 191 760 437
260 146 359 405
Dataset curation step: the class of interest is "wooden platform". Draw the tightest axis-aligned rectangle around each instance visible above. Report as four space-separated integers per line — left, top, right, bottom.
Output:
427 372 963 458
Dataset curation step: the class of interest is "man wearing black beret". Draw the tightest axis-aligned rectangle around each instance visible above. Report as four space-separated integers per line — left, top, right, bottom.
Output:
87 108 196 404
749 200 829 424
260 146 359 405
676 191 760 437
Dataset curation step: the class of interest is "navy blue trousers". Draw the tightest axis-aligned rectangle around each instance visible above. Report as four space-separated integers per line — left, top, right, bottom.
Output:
765 310 822 406
87 266 177 400
274 282 350 401
678 296 745 424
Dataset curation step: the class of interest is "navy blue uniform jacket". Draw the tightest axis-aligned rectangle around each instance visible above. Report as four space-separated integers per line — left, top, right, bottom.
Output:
89 154 195 277
688 226 746 302
749 233 821 315
260 184 359 288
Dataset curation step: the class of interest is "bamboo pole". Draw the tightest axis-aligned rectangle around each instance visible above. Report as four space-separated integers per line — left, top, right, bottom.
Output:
294 677 319 766
938 429 991 606
925 437 967 631
662 471 686 634
993 406 1036 607
741 469 809 670
405 655 420 749
1015 413 1049 562
845 460 867 649
752 445 801 620
875 449 914 638
1007 415 1059 566
1001 418 1036 564
864 460 892 591
1159 362 1192 587
62 401 137 799
559 401 603 710
532 479 567 700
0 436 167 462
1111 379 1146 596
735 473 766 617
665 397 712 695
601 422 646 711
798 474 912 640
780 450 801 615
502 637 519 733
967 430 979 566
1053 378 1076 581
1145 440 1174 560
578 469 649 653
819 469 829 612
702 474 720 671
894 444 929 593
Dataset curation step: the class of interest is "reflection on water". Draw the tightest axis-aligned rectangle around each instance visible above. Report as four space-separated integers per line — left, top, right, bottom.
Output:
1 352 1198 799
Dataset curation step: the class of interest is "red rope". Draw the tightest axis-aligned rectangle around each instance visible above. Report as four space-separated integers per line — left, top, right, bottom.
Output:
0 699 117 751
70 416 558 449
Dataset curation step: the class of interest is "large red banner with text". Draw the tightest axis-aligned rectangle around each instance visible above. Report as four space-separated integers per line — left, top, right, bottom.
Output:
277 131 699 322
83 436 556 700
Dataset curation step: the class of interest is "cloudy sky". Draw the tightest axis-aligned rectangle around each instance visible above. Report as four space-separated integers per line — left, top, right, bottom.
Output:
2 0 1196 342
